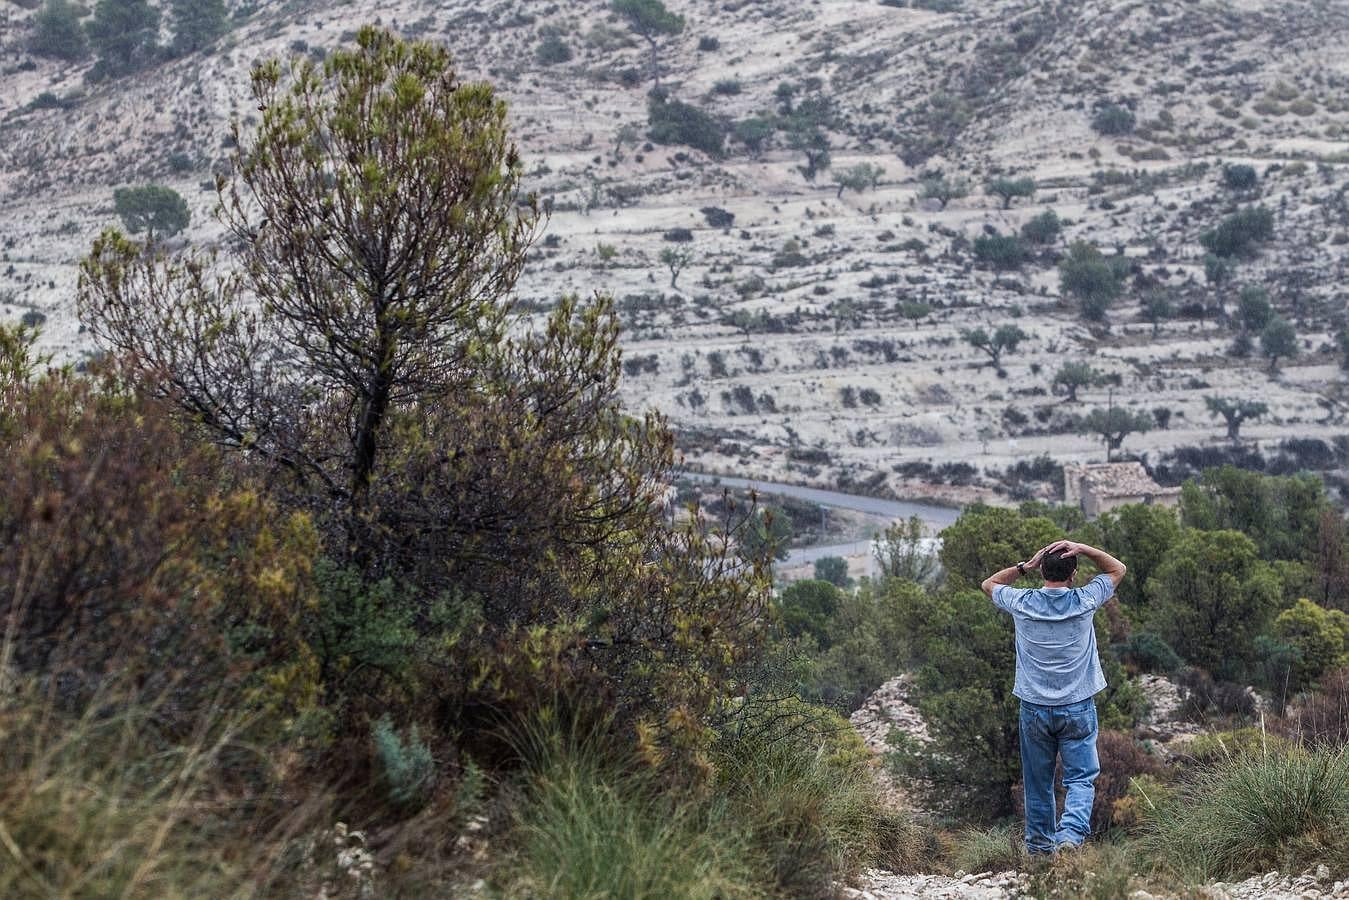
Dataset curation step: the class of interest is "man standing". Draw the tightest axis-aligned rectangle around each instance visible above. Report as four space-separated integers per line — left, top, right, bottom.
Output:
980 539 1127 857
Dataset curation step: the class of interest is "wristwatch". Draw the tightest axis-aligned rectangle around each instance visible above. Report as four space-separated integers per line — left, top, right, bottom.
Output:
1016 561 1028 576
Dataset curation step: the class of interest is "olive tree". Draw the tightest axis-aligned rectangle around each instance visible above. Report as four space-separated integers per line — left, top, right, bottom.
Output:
1080 407 1152 460
1204 396 1268 442
1261 316 1299 372
985 176 1035 210
660 246 692 288
919 175 968 210
832 162 885 199
1051 361 1105 402
962 324 1028 372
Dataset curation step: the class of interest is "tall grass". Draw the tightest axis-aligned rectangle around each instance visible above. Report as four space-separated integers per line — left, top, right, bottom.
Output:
0 681 247 898
497 708 925 899
1141 743 1349 881
499 713 760 899
0 677 359 899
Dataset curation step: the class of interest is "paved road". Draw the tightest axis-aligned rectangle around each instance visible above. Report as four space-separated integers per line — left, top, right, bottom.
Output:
681 472 961 574
681 472 962 527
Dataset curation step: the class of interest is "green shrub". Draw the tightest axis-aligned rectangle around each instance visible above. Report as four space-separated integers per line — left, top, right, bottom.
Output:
647 94 725 156
503 724 759 899
948 823 1021 873
778 578 843 646
372 715 436 809
1020 209 1062 244
972 232 1028 270
30 0 88 61
1092 103 1136 136
536 33 573 65
1200 206 1275 258
1141 745 1349 880
1115 631 1182 673
1223 164 1258 191
714 715 920 893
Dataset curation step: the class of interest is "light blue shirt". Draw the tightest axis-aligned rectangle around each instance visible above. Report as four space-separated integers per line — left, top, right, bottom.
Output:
992 574 1114 706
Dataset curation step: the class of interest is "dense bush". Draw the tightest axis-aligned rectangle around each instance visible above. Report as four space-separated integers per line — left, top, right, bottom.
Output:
1148 530 1282 682
1058 241 1127 321
1222 163 1258 191
1200 206 1275 258
1115 631 1182 674
972 232 1028 270
536 32 572 64
86 0 160 79
647 93 726 156
1091 103 1136 135
30 0 88 60
1020 208 1062 244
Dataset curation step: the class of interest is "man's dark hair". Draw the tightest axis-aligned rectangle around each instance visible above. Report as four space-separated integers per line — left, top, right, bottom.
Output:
1041 549 1077 582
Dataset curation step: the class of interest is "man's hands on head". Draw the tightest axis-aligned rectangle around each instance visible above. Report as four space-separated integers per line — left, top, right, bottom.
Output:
1042 540 1128 588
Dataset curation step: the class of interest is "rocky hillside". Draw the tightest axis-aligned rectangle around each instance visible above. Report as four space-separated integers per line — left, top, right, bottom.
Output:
3 0 1349 499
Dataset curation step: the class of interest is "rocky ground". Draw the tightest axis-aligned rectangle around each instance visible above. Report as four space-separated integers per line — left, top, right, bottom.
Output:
846 866 1349 899
845 674 1346 897
3 0 1349 503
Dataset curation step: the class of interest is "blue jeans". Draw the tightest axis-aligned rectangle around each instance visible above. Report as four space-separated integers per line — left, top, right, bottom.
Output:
1019 697 1099 855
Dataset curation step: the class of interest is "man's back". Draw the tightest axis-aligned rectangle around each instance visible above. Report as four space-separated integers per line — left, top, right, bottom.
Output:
992 573 1114 706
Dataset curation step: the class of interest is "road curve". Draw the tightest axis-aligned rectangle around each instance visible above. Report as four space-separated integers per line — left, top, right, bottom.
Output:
681 472 963 528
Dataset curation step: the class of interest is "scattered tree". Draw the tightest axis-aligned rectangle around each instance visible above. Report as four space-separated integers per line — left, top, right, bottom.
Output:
1200 206 1275 258
985 176 1036 210
919 176 968 210
732 116 774 157
1204 253 1233 318
813 556 852 589
1051 361 1106 402
30 0 88 61
1091 103 1136 136
962 325 1027 373
787 126 831 182
647 94 725 156
86 0 160 79
1142 291 1174 336
874 516 940 585
832 162 884 199
660 246 692 288
1059 241 1126 322
169 0 227 55
1020 209 1061 245
1148 529 1282 681
1237 285 1272 332
1080 407 1152 460
1260 316 1299 372
536 32 573 65
972 232 1028 270
611 0 684 89
1222 163 1258 192
1205 396 1268 442
112 185 190 240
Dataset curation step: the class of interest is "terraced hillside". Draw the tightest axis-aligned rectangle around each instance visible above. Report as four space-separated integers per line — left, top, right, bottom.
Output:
3 0 1348 503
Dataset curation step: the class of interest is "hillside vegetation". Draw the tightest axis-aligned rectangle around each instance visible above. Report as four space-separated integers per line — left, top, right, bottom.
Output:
1 3 1349 897
3 0 1349 500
